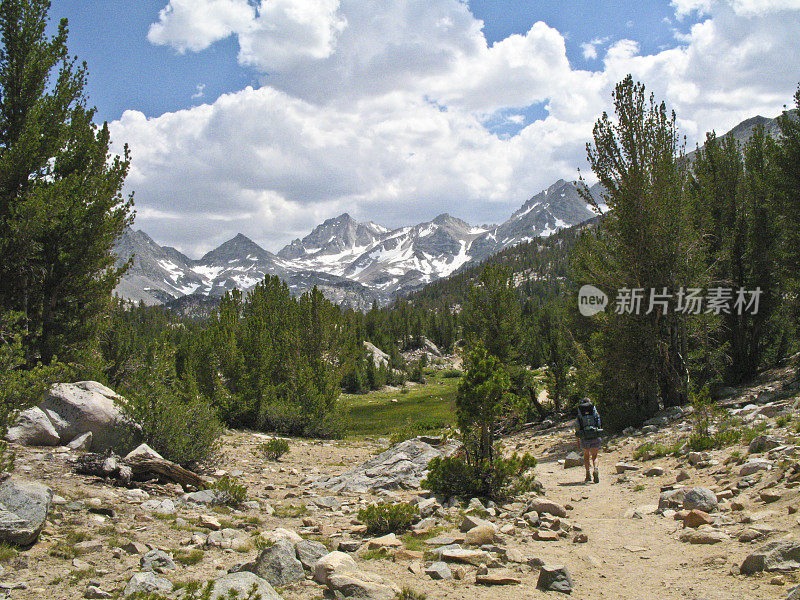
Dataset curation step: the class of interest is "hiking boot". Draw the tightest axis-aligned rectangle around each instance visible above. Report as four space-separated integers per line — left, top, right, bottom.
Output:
584 472 591 483
593 469 599 484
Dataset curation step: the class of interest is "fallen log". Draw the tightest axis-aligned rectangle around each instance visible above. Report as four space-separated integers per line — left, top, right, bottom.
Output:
73 453 209 491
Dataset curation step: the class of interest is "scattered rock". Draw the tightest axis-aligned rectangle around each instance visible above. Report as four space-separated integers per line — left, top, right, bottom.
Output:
438 547 490 565
424 561 452 580
564 452 584 469
140 549 177 572
683 488 718 512
644 466 665 477
740 460 772 477
679 529 728 544
476 569 521 585
0 478 52 546
125 444 163 461
749 435 782 454
741 539 800 574
683 510 714 528
537 564 573 594
123 572 173 597
676 470 690 482
368 533 403 550
659 488 688 510
464 524 498 546
526 498 567 518
760 491 782 503
534 530 560 542
615 462 639 474
198 515 221 530
326 570 400 600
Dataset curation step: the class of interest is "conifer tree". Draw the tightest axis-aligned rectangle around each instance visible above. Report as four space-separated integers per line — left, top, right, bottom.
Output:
0 0 132 365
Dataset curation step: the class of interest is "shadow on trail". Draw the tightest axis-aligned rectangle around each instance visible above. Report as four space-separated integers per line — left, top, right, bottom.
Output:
557 480 590 487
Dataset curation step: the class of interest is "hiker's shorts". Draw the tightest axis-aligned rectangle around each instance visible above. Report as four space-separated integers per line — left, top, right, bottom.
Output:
580 437 602 450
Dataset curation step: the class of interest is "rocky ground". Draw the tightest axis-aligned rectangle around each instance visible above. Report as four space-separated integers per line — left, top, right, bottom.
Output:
2 366 800 600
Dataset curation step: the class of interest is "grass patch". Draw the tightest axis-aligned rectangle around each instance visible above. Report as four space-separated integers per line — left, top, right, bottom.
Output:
400 528 444 552
49 529 91 559
397 588 427 600
175 549 204 566
633 438 685 460
273 504 309 518
361 548 391 561
342 371 458 437
633 484 646 492
0 542 17 562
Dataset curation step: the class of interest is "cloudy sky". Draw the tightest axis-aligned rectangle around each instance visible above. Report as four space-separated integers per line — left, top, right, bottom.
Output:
50 0 800 256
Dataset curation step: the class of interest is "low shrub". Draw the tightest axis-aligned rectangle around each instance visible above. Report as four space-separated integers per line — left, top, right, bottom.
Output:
211 475 247 506
396 588 427 600
358 501 419 536
422 450 538 501
440 368 463 379
633 438 685 460
260 438 290 461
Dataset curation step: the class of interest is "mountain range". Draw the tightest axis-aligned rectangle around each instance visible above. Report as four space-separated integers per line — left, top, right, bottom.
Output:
114 110 790 309
113 178 601 308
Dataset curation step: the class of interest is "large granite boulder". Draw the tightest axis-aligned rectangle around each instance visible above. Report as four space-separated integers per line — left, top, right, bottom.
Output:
5 407 60 446
310 436 460 492
253 538 305 587
123 572 173 597
0 478 52 546
39 381 131 451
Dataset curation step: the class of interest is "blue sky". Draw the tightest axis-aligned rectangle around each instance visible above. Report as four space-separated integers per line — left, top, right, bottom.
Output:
52 1 695 124
46 1 800 255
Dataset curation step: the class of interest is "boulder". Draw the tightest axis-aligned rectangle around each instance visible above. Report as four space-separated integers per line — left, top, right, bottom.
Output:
526 498 567 518
5 407 59 446
368 533 402 550
39 381 131 451
741 540 800 574
253 538 305 587
123 572 173 597
749 435 782 454
438 547 490 565
465 524 499 546
209 572 282 600
683 488 718 512
313 551 357 585
537 564 573 594
460 514 494 532
564 452 584 469
615 462 639 474
327 569 400 600
0 478 52 546
295 539 328 570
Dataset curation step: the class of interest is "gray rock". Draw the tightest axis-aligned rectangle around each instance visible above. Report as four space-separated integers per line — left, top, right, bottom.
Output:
0 478 52 546
417 497 441 517
295 539 328 570
683 488 718 512
537 564 573 594
311 436 459 492
749 435 782 454
84 585 113 599
124 443 163 461
140 549 177 572
209 572 282 600
327 570 400 600
67 432 93 452
564 451 584 469
39 381 132 452
788 584 800 600
5 407 59 446
741 540 800 574
425 561 452 580
740 459 772 477
253 538 305 587
123 572 173 597
141 499 176 516
658 488 688 510
182 490 224 505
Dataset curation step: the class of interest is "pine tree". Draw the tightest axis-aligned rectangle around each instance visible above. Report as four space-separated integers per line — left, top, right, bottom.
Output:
0 0 132 365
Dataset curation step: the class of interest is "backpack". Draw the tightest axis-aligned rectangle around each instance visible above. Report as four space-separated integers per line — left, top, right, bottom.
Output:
576 402 604 440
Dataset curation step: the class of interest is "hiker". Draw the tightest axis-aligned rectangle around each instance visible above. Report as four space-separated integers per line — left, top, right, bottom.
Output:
575 398 603 483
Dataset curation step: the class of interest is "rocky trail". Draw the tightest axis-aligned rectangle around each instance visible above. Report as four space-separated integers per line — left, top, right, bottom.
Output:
1 368 800 599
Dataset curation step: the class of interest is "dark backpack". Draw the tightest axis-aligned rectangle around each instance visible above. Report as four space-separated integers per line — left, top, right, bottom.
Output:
576 403 604 440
